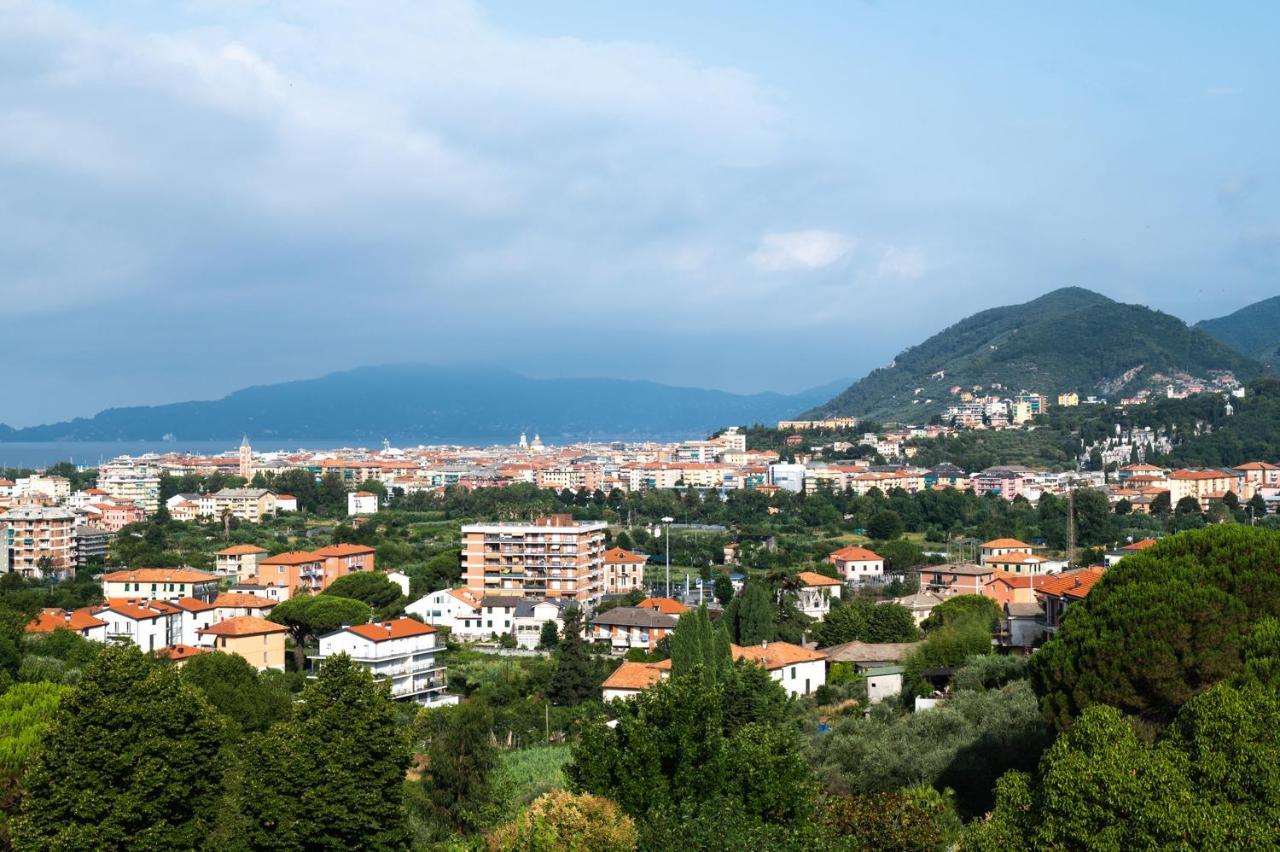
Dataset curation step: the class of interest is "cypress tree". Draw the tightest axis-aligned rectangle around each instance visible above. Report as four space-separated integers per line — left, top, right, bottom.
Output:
549 607 599 706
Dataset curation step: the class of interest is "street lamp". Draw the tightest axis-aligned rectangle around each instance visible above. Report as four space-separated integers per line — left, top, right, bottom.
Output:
661 516 674 598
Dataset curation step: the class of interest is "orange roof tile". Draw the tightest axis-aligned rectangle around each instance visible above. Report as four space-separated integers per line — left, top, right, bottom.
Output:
312 543 376 558
199 616 288 638
636 597 689 615
981 538 1033 549
157 644 207 661
344 618 435 642
259 551 324 566
1121 538 1158 551
604 547 647 565
215 544 269 556
213 592 276 609
171 597 216 613
602 661 666 691
731 642 826 670
796 571 842 587
103 568 218 584
829 546 883 562
25 608 107 633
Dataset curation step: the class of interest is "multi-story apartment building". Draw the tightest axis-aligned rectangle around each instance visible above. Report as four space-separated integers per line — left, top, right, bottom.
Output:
101 568 220 602
257 543 375 593
14 475 71 502
314 618 450 704
99 471 161 514
462 514 607 603
200 489 278 522
602 547 647 597
72 525 111 566
0 506 76 578
214 544 269 580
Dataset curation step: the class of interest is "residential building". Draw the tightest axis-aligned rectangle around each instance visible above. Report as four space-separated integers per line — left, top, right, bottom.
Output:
92 598 186 651
348 491 379 516
918 563 997 597
257 544 374 593
72 524 111 562
512 598 568 649
636 596 688 616
864 666 905 704
820 640 922 669
1103 538 1158 566
767 463 806 493
198 616 288 671
827 545 885 584
215 544 269 580
1 506 76 578
602 546 647 596
589 607 677 653
204 489 278 522
979 538 1035 564
1036 567 1107 633
983 552 1048 575
795 571 842 620
891 591 946 626
15 475 71 501
407 587 484 636
1166 469 1242 508
229 579 294 602
601 640 827 699
212 592 277 620
99 471 161 514
1003 602 1046 648
461 515 607 603
102 568 220 602
314 618 450 704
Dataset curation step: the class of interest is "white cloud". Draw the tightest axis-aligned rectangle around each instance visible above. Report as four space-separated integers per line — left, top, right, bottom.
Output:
876 245 927 280
748 230 853 272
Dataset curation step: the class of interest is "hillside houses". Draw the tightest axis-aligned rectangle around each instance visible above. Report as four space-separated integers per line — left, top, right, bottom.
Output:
602 641 827 701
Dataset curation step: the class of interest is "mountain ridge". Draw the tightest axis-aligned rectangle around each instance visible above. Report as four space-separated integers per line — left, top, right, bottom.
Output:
808 287 1263 421
0 365 846 443
1196 295 1280 368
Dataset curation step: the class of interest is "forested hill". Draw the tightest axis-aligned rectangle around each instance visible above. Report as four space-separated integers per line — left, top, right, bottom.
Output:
0 365 845 443
1197 295 1280 368
806 287 1262 422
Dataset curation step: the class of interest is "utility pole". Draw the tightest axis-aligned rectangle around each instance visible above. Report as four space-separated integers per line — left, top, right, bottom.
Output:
662 516 674 598
1066 489 1077 567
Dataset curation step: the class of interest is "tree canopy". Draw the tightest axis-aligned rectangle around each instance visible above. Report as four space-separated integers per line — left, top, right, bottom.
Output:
1031 525 1280 729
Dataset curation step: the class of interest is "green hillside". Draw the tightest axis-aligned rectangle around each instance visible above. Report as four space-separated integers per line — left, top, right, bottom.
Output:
809 287 1262 421
1196 295 1280 367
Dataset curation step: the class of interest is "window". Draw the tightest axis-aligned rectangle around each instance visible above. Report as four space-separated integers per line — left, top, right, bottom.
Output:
790 667 797 679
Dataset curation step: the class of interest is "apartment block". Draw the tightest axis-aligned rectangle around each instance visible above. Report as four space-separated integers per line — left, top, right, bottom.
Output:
462 514 606 603
0 506 76 579
99 472 161 514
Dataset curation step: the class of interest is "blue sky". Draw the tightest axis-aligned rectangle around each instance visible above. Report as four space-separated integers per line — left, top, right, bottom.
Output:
2 1 1277 425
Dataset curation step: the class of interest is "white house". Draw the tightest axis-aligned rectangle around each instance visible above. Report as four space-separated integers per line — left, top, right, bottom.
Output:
314 618 451 705
385 570 411 597
275 494 299 512
795 571 842 620
512 598 567 649
864 666 904 704
91 599 183 652
25 608 108 642
229 579 294 602
347 491 379 516
599 640 827 699
102 568 220 603
406 587 483 638
827 546 885 585
211 592 277 621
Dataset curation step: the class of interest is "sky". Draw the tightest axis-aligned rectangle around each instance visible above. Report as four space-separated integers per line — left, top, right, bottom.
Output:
2 1 1279 425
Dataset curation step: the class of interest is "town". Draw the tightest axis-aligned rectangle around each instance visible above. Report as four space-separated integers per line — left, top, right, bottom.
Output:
4 410 1280 847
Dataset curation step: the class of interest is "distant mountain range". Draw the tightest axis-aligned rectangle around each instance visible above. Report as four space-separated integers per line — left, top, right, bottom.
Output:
1196 295 1280 368
0 366 848 443
807 287 1263 422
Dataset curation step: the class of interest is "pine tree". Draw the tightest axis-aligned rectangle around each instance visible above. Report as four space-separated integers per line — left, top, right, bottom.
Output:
235 655 410 850
734 580 777 646
13 646 230 850
549 607 599 706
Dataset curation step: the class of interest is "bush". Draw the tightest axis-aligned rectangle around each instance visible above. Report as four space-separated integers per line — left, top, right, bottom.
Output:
486 791 636 851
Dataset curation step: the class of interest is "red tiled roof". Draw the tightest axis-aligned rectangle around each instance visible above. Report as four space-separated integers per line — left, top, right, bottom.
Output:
199 616 288 637
732 641 826 670
637 597 689 615
602 661 666 691
604 547 647 565
829 546 883 562
1121 538 1158 551
312 543 376 558
981 538 1033 549
260 551 324 566
213 592 276 609
215 544 269 555
797 571 842 587
103 568 218 584
157 644 207 661
25 608 107 633
343 618 435 642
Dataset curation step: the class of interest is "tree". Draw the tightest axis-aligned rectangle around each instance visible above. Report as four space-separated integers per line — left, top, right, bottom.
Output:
268 594 373 671
1249 492 1268 518
668 606 731 684
177 651 291 734
548 607 597 706
409 699 498 837
236 655 410 851
0 682 67 842
868 510 905 541
1174 495 1203 517
486 791 637 852
811 599 919 648
567 665 811 830
1031 526 1280 730
13 645 229 850
1150 490 1172 516
614 530 633 551
713 575 734 606
724 579 776 645
321 571 406 617
920 595 1001 633
538 619 559 649
964 683 1280 849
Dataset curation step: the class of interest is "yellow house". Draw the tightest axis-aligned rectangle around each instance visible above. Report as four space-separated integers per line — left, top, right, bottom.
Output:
198 615 288 671
1057 392 1079 407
